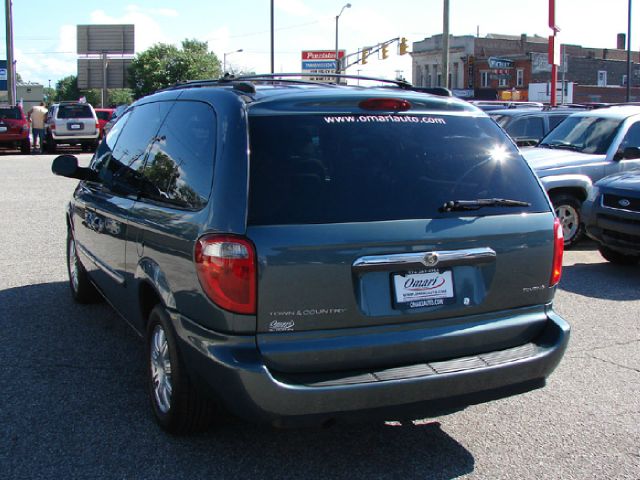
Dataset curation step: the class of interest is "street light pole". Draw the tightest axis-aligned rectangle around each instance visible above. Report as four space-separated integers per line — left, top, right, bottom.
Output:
627 0 632 102
442 0 450 88
223 49 243 74
335 3 351 76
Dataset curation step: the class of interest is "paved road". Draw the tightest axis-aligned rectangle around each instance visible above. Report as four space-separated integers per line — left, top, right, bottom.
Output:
1 152 638 479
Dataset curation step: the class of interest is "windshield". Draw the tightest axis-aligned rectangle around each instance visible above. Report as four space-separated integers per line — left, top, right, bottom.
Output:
539 115 622 154
248 114 548 225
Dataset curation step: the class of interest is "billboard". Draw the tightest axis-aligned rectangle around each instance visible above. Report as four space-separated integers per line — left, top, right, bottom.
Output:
301 50 345 82
77 24 135 54
77 58 132 89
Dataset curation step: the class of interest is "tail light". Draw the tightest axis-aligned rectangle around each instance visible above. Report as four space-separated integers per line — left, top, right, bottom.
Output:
96 122 100 130
194 235 257 314
550 218 564 287
50 123 56 131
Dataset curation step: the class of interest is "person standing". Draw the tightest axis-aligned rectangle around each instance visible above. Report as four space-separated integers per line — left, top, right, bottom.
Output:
28 102 48 153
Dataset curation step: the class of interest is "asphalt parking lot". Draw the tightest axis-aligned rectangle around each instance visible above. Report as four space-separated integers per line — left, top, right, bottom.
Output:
1 151 638 479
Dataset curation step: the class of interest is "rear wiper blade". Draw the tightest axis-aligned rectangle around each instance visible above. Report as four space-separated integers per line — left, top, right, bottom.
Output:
441 198 531 212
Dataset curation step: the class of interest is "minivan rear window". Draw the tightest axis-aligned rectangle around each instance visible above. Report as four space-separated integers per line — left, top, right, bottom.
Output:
0 107 22 120
248 114 548 225
58 104 94 119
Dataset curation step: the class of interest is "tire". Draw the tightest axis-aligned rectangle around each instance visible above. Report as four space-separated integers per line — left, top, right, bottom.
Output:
67 231 101 303
598 245 640 265
20 138 31 155
146 305 215 434
45 135 57 154
551 194 584 249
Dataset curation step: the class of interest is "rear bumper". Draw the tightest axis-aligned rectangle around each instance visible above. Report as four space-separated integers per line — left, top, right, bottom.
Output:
0 133 28 143
172 308 570 426
50 132 99 142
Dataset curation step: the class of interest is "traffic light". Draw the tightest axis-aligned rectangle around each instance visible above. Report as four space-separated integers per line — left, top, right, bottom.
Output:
381 44 389 59
361 48 369 65
399 37 408 55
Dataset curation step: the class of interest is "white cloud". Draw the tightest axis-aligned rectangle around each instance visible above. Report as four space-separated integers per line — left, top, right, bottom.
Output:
152 8 179 18
89 7 172 52
276 0 313 17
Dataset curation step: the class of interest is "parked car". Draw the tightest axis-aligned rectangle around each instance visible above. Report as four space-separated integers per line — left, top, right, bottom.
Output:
490 107 584 147
100 104 128 138
94 107 115 139
44 101 100 153
0 105 30 154
52 75 569 433
520 105 640 248
582 170 640 264
469 100 544 112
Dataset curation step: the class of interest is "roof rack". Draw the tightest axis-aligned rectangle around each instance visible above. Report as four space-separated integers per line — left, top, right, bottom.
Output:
161 73 453 97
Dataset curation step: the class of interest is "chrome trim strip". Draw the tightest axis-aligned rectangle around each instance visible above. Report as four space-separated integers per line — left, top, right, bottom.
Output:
76 241 125 285
352 247 496 272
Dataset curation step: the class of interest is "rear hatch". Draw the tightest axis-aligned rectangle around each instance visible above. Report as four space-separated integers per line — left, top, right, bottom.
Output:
0 107 26 138
55 104 97 135
246 100 556 373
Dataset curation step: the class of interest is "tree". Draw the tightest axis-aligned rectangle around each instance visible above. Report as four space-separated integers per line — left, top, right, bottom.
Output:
129 39 222 98
56 75 80 102
107 89 134 106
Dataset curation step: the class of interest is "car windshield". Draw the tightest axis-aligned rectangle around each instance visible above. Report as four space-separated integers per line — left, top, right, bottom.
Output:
538 115 622 154
0 107 21 120
248 114 548 225
58 104 94 119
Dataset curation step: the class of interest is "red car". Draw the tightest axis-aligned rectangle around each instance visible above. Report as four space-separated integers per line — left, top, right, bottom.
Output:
0 105 30 154
94 108 115 139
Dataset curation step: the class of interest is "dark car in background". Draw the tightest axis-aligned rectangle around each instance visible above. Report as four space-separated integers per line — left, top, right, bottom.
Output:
490 107 583 147
583 170 640 264
0 105 30 154
52 74 569 434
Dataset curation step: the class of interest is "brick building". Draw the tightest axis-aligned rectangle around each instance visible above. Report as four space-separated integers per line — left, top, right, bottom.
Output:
411 33 640 102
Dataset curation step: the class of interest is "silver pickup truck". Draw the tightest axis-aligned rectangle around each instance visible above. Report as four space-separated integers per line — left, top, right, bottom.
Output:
521 106 640 247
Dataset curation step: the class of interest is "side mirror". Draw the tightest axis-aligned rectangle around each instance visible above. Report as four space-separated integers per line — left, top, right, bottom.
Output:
51 154 96 181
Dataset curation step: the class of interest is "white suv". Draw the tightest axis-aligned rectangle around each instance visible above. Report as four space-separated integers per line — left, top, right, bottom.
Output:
44 102 100 153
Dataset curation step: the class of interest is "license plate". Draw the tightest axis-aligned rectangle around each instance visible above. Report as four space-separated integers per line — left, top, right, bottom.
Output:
0 126 6 132
68 123 82 130
392 269 454 309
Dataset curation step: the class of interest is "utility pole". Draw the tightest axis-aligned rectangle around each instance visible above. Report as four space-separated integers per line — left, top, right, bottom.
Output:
5 0 15 105
442 0 450 88
270 0 274 73
627 0 632 102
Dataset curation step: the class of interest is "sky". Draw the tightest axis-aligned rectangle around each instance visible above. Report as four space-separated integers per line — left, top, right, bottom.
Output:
1 0 638 88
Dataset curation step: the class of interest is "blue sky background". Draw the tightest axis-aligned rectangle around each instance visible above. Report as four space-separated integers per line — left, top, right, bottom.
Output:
1 0 638 86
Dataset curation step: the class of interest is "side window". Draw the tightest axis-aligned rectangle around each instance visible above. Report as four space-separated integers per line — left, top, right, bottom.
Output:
139 101 216 210
90 110 131 175
620 122 640 151
507 117 544 139
548 115 567 131
99 102 171 192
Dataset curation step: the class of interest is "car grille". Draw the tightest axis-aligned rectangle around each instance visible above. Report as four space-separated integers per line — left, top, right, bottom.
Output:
602 229 640 244
603 194 640 212
599 213 640 227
